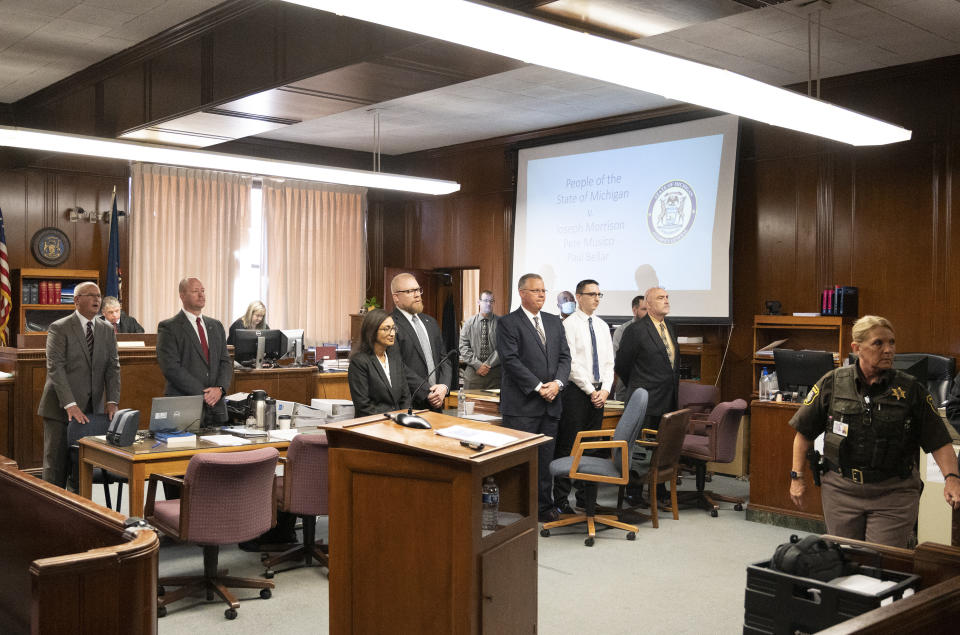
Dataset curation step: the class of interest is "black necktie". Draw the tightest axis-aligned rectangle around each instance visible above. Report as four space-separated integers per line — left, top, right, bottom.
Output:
85 321 94 357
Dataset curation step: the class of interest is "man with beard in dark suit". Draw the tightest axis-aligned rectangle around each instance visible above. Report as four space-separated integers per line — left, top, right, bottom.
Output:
389 272 453 411
497 273 571 522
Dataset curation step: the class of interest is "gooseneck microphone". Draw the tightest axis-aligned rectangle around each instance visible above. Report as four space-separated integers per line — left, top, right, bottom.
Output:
392 349 457 429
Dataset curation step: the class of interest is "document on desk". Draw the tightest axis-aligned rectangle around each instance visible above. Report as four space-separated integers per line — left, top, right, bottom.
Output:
435 425 516 447
269 429 300 441
201 434 251 446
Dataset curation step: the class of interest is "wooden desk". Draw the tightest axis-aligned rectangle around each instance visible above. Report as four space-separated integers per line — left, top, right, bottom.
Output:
747 399 824 531
314 371 350 400
462 390 623 429
323 411 546 634
78 435 297 517
0 456 158 634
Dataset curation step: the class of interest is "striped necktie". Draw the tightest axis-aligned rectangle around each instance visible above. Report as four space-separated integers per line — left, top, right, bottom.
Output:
533 315 546 346
659 321 674 366
85 321 94 356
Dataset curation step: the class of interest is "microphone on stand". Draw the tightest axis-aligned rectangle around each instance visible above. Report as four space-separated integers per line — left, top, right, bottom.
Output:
391 350 457 429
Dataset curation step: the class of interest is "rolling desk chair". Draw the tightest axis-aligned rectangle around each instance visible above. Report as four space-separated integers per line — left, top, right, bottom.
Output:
679 399 748 517
145 447 279 620
541 388 648 546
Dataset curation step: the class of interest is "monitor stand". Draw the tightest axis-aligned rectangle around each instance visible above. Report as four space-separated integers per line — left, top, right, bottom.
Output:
256 335 265 369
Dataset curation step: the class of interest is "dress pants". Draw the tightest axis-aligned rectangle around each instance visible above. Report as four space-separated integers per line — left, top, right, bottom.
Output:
42 417 73 491
553 387 603 506
502 413 558 514
819 469 922 548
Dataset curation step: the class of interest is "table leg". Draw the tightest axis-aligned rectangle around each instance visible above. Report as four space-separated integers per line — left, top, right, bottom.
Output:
129 465 146 518
78 446 93 500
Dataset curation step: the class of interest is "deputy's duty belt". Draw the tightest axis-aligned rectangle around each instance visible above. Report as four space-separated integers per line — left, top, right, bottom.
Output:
829 464 900 484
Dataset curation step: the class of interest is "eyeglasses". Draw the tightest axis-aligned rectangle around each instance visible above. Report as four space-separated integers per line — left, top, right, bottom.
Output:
579 292 604 299
479 298 495 304
77 293 102 299
378 325 397 333
520 288 547 295
396 287 423 295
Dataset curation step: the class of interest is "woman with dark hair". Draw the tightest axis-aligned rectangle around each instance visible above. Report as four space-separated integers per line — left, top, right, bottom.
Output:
348 308 411 417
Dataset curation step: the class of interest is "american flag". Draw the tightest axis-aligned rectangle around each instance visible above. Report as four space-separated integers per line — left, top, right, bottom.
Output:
0 208 10 346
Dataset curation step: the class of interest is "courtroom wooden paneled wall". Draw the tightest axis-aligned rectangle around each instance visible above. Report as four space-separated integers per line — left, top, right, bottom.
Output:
377 55 960 401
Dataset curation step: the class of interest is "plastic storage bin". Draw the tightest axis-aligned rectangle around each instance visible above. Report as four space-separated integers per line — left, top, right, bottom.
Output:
744 559 919 634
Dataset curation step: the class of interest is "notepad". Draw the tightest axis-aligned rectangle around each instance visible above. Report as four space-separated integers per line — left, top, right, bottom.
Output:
201 434 251 446
435 425 516 447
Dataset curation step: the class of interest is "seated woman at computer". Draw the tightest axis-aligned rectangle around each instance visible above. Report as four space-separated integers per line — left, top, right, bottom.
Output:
227 300 269 345
348 309 411 417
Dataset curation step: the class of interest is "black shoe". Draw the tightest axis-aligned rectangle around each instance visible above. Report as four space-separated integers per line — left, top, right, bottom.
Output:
556 500 575 515
574 498 586 511
624 493 649 508
238 539 264 552
538 509 559 523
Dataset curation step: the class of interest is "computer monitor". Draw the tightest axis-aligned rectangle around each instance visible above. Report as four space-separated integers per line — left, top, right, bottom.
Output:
234 328 282 366
772 349 835 399
893 354 928 385
280 329 305 364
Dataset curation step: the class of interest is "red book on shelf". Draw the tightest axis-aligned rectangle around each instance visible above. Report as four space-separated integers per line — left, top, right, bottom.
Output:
40 280 48 305
54 281 62 304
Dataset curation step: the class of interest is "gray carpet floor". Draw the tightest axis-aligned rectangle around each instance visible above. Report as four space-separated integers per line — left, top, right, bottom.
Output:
95 473 808 634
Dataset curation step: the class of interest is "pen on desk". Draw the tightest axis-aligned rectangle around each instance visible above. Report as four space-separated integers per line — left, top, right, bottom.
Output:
151 441 163 449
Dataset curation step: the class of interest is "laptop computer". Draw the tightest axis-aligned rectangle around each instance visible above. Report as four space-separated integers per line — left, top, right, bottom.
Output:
149 395 205 434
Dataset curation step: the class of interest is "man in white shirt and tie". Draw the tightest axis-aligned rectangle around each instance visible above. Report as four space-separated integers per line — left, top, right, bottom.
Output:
553 279 615 514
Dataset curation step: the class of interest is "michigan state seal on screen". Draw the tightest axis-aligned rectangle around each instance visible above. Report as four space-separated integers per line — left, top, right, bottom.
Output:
647 180 696 244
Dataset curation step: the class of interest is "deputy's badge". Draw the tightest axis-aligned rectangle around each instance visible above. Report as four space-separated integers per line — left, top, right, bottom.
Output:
891 386 906 400
803 384 819 406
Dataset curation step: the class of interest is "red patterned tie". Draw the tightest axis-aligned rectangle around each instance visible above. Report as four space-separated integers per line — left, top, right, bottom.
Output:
196 317 209 362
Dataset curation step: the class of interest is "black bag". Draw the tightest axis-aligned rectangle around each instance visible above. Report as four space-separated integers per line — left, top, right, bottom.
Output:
770 535 846 582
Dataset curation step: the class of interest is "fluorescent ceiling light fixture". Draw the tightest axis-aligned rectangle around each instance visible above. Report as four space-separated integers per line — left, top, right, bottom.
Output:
0 125 460 195
285 0 911 146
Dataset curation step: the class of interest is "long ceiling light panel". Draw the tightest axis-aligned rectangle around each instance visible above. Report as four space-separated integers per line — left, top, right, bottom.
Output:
285 0 911 146
0 125 461 195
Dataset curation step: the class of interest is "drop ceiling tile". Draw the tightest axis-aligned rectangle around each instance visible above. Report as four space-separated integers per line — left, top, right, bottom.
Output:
35 17 113 41
61 3 139 30
883 0 960 42
0 0 78 18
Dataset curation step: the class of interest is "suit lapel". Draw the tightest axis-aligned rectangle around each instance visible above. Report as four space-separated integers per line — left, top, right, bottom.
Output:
396 311 427 366
69 314 93 368
518 309 546 356
643 318 671 366
180 312 208 367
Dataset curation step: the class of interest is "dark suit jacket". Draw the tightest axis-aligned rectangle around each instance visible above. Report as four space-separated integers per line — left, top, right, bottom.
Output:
614 315 680 416
497 308 571 419
38 313 121 421
156 311 233 423
97 312 145 333
391 308 454 410
348 348 411 417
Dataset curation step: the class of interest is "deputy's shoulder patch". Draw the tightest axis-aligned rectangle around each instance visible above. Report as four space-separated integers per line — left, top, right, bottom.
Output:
803 384 820 406
926 393 939 415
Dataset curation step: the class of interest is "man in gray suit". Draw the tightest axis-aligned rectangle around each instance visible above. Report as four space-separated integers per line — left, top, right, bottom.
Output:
459 290 500 389
157 277 233 425
37 281 120 489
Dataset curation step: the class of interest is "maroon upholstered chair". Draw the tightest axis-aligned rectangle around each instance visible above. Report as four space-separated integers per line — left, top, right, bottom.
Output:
145 447 279 620
679 399 748 517
627 408 690 528
262 433 329 576
677 382 720 415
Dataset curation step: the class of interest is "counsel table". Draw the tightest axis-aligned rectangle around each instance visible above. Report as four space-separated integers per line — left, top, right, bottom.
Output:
77 433 307 516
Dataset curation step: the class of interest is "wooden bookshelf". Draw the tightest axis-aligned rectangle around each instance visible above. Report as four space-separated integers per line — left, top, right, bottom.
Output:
752 315 850 392
12 268 99 336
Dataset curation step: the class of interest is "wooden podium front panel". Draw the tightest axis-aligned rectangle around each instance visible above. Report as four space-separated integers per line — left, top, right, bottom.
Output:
748 400 823 524
480 529 537 635
330 448 474 635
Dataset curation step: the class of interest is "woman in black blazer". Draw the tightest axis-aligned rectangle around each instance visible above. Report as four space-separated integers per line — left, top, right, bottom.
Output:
348 309 411 417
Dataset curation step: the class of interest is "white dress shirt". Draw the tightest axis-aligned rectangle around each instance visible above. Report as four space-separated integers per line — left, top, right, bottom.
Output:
563 309 615 396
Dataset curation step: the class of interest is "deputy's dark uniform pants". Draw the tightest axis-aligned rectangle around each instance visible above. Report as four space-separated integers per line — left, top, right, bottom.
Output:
819 469 922 548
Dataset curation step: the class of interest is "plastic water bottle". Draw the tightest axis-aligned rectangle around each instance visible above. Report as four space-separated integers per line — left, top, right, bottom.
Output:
482 476 500 531
457 386 466 417
759 367 770 400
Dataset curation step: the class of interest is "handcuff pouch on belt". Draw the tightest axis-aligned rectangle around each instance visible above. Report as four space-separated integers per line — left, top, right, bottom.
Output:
822 366 915 484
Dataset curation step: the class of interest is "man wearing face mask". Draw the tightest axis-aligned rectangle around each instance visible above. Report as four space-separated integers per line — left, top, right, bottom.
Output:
557 290 576 320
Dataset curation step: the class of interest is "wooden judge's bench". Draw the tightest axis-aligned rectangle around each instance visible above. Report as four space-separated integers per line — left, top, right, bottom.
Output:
0 334 351 470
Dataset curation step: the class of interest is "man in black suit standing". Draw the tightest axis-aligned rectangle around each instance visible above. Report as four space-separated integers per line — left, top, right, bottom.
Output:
390 272 453 411
157 277 233 425
614 286 680 502
38 282 120 490
497 273 571 522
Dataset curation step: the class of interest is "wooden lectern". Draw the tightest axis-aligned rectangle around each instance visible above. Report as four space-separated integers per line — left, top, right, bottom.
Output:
322 411 548 634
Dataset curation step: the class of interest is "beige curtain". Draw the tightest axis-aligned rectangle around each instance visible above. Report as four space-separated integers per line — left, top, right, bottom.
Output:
128 163 252 331
462 268 480 323
261 179 365 346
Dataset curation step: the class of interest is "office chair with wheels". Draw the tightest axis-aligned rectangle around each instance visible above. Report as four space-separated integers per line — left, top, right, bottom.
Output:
67 415 126 511
145 447 279 620
541 388 648 546
679 399 748 517
678 382 720 415
262 433 329 577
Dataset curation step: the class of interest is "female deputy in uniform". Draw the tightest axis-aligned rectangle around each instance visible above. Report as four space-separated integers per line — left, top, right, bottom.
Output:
787 315 960 547
227 300 269 346
348 308 411 417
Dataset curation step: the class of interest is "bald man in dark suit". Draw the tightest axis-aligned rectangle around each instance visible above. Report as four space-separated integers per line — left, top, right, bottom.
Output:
38 282 120 490
157 277 233 425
